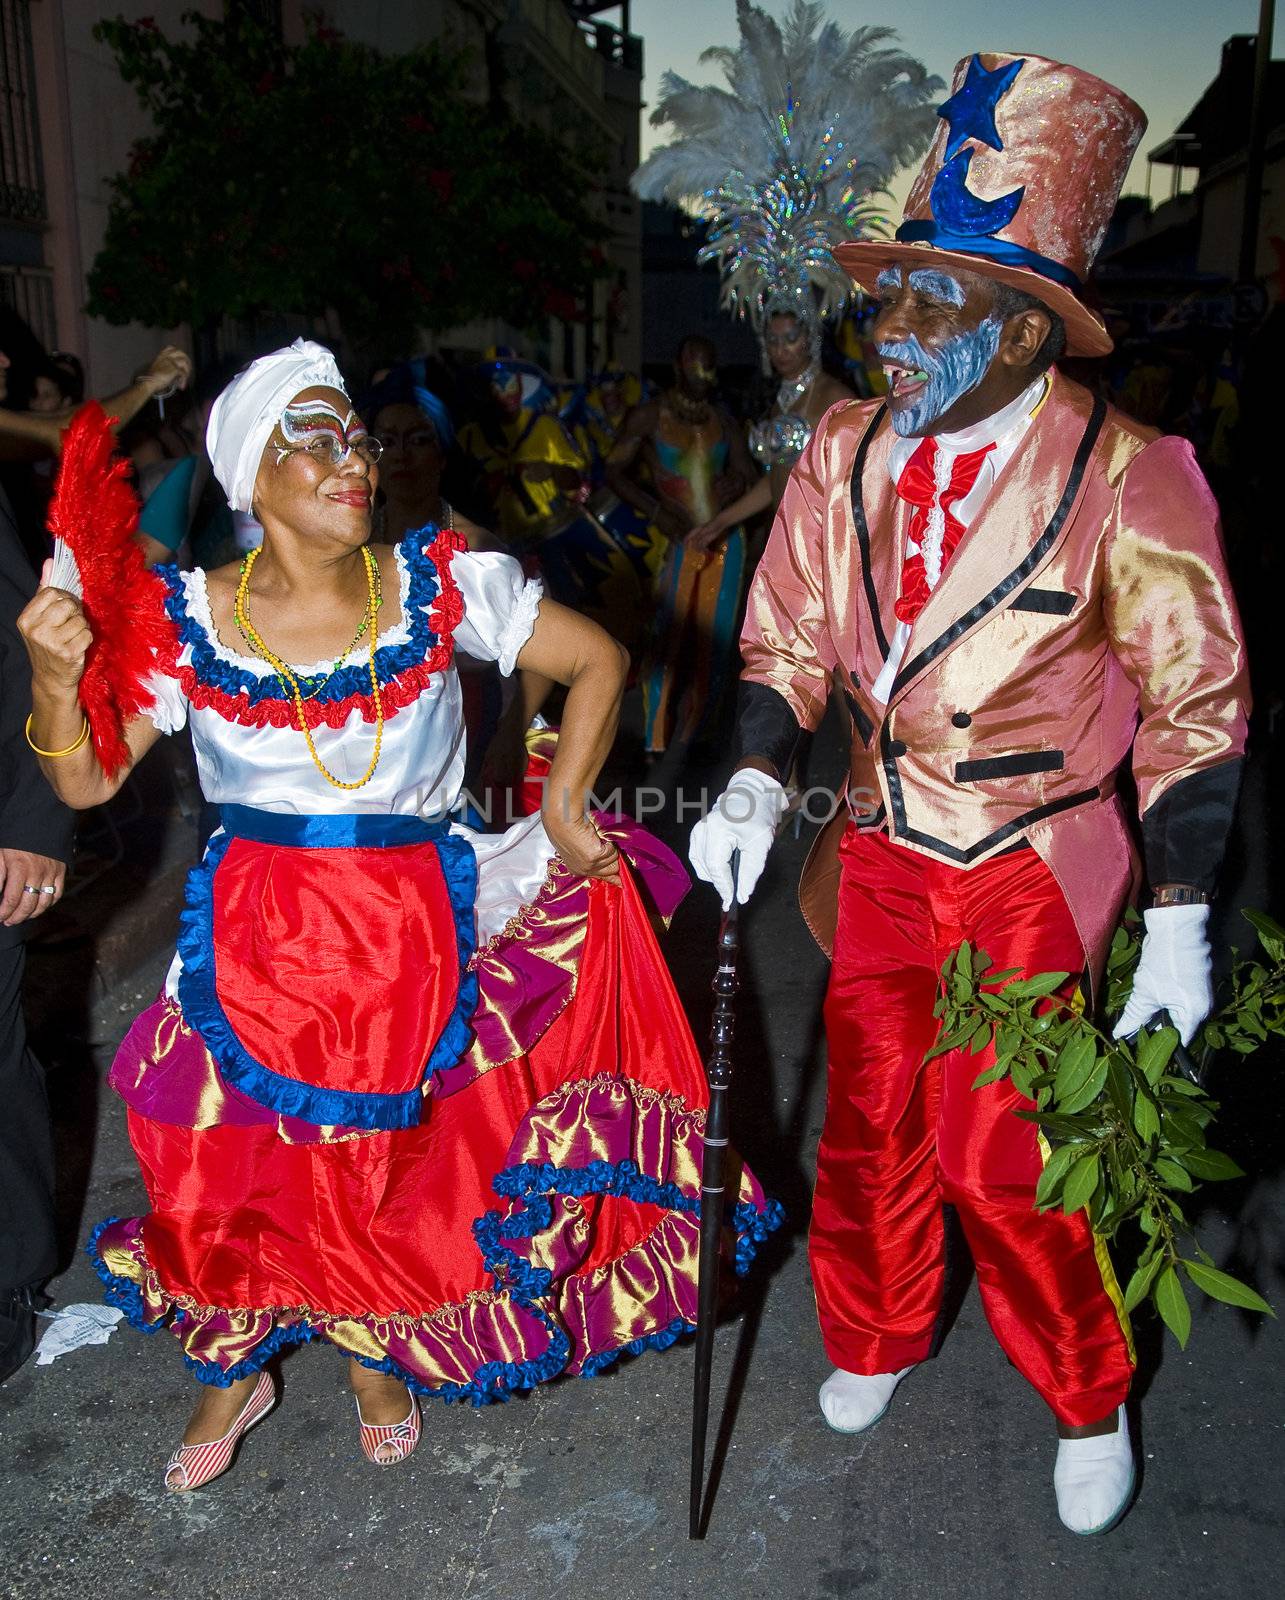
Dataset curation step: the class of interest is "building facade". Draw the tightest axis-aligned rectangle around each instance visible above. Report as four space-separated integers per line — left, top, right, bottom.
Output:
1 0 642 389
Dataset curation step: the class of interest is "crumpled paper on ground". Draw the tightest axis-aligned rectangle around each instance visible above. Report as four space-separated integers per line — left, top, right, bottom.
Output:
35 1303 124 1364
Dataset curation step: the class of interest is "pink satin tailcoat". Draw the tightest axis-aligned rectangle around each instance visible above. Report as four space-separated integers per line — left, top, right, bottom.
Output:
741 373 1250 983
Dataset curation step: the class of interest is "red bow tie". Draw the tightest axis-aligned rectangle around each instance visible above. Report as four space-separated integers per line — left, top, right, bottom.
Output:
892 436 995 624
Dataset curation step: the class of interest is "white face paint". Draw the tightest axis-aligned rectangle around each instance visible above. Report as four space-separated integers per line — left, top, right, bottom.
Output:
274 400 373 467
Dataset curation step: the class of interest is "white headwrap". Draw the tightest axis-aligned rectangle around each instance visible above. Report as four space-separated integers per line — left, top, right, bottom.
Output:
205 338 348 513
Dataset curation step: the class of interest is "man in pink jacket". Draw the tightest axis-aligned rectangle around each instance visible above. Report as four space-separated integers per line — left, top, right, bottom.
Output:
691 53 1250 1535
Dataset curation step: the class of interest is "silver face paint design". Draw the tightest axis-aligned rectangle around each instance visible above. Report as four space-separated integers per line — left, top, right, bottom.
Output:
274 402 379 468
877 314 1004 437
875 266 902 294
907 268 966 308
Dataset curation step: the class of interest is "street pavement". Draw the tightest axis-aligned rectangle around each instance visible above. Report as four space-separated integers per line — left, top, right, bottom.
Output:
1 722 1282 1600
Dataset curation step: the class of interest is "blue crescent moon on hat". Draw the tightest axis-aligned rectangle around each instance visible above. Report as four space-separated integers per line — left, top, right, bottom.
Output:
929 146 1025 237
927 54 1027 238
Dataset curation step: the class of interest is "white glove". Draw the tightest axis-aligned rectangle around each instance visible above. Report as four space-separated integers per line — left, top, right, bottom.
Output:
1112 904 1213 1048
688 768 786 911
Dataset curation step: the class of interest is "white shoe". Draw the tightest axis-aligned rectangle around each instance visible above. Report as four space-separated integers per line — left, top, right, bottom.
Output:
818 1365 915 1434
1053 1406 1135 1534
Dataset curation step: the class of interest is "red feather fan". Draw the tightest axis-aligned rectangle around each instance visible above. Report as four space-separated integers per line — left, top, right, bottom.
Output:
45 402 174 778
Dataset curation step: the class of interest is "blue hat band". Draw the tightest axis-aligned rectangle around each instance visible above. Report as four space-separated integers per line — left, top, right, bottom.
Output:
893 220 1085 295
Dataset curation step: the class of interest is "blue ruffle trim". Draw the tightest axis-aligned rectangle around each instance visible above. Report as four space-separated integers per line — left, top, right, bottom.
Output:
484 1159 785 1279
349 1308 573 1407
88 1218 315 1389
472 1154 786 1382
157 523 446 708
174 820 479 1131
87 1154 785 1399
579 1316 693 1379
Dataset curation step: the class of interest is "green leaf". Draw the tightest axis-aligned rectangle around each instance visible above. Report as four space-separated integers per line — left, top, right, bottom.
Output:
1176 1147 1245 1182
1004 971 1070 1000
1058 1057 1109 1115
956 942 973 982
996 1023 1022 1060
1133 1091 1161 1144
1137 1025 1178 1086
1062 1150 1100 1215
1105 1054 1135 1120
1053 1034 1098 1106
1034 1142 1079 1207
971 1061 1008 1089
1153 1157 1194 1192
1123 1252 1163 1312
1162 1076 1211 1098
1242 908 1285 961
1182 1260 1275 1316
1155 1264 1192 1347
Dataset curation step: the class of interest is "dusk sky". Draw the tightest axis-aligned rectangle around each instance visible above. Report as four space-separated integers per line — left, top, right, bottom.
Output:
630 0 1282 206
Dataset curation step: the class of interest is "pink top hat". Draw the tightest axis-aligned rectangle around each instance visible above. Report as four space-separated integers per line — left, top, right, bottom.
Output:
835 52 1147 357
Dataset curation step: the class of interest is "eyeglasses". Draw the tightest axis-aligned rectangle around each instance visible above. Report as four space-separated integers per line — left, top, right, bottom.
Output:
273 433 384 469
373 428 439 452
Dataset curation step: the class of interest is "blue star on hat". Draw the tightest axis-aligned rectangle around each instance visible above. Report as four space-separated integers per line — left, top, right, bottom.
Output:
937 55 1025 162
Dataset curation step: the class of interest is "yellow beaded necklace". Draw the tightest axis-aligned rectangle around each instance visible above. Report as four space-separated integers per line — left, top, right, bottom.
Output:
233 544 385 791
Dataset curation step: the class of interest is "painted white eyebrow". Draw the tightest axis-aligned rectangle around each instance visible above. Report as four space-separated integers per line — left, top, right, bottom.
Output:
875 267 902 291
908 269 966 307
281 401 358 428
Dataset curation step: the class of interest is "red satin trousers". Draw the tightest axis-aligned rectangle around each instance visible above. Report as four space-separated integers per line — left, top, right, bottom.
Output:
810 826 1133 1427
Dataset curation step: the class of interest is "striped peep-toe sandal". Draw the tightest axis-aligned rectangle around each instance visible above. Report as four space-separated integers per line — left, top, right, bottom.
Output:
356 1389 420 1467
163 1369 277 1492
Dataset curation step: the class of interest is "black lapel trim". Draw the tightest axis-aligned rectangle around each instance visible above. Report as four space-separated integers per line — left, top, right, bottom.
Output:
883 783 1100 864
888 395 1107 702
880 722 909 835
842 688 875 746
849 406 891 661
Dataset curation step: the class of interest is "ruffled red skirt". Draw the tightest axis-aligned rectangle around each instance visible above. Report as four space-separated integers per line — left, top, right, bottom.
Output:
94 828 779 1400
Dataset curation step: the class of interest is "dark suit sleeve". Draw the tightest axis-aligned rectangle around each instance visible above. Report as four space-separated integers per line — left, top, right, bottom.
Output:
0 519 75 865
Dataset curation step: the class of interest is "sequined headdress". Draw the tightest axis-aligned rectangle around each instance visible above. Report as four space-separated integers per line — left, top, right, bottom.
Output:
632 1 942 362
833 53 1147 357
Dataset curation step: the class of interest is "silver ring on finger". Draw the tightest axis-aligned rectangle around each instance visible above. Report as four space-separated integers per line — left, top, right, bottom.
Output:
22 885 39 895
39 886 57 896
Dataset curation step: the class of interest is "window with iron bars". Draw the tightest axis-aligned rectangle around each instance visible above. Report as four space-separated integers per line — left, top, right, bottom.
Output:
0 0 45 227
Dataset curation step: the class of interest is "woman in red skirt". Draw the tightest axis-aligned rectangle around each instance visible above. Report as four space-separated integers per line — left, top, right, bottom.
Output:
19 341 777 1489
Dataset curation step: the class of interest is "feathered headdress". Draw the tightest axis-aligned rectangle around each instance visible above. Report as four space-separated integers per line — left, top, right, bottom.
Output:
633 1 942 342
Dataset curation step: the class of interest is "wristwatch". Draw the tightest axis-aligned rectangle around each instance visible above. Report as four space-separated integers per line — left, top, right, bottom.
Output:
1151 883 1210 908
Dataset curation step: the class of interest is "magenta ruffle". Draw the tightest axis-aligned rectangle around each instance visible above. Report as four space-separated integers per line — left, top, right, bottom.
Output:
91 1074 779 1399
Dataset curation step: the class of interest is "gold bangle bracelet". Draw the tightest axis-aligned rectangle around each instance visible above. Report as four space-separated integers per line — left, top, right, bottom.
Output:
25 712 91 759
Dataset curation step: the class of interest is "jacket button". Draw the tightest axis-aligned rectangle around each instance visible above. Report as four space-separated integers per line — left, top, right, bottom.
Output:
887 739 908 758
952 711 972 729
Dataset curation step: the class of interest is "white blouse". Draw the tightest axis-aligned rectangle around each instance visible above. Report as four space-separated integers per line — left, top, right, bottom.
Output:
145 541 542 818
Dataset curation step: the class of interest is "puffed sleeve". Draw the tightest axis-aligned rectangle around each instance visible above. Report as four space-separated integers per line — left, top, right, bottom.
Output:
453 551 543 677
1103 434 1250 891
139 661 189 735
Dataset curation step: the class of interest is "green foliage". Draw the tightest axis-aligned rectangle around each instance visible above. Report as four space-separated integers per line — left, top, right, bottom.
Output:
87 12 608 348
932 909 1285 1349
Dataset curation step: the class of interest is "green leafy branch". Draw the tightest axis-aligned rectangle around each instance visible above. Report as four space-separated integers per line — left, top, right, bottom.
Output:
930 909 1285 1347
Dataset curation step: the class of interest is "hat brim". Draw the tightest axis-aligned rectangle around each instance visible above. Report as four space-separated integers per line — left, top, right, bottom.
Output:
833 240 1112 359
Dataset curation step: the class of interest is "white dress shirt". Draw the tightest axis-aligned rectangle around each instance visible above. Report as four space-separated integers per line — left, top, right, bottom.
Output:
871 376 1047 705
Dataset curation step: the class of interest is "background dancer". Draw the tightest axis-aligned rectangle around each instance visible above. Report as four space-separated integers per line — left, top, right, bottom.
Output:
606 335 754 757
